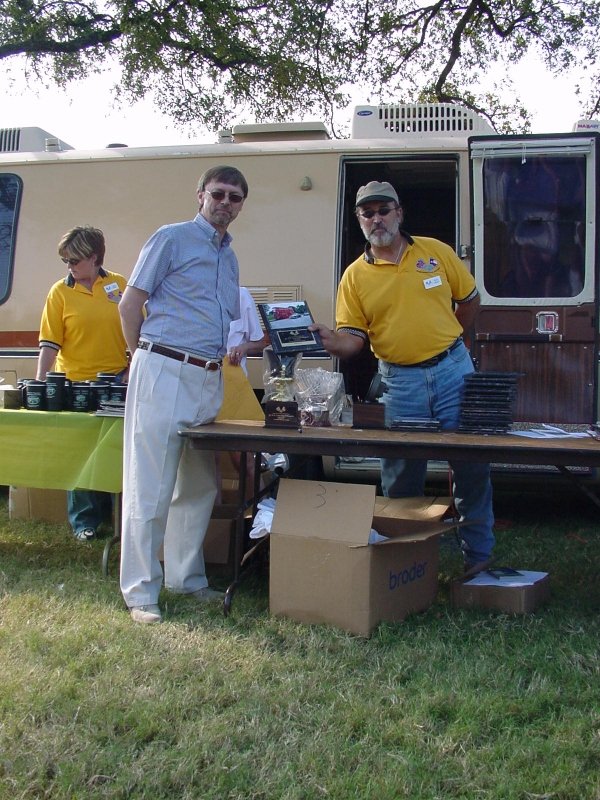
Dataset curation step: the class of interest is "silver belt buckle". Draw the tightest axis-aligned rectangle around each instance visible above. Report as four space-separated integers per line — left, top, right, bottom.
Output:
204 359 221 371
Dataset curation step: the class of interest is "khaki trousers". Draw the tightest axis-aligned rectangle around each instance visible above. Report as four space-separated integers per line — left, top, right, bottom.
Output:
120 347 223 608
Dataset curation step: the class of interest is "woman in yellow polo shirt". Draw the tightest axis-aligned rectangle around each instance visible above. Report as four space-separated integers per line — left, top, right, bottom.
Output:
36 226 128 541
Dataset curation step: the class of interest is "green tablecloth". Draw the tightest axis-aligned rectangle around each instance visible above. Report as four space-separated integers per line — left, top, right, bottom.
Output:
0 409 123 492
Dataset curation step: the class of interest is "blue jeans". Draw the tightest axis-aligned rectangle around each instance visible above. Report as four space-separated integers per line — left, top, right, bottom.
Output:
67 368 124 535
68 490 112 535
378 340 495 566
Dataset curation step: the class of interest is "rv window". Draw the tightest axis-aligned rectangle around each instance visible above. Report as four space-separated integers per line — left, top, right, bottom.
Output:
481 155 585 299
0 174 22 305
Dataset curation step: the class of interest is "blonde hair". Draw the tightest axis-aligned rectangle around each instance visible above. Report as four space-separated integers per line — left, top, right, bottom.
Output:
58 226 105 266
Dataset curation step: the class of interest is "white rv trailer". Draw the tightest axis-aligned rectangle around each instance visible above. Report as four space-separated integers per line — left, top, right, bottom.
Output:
1 105 598 481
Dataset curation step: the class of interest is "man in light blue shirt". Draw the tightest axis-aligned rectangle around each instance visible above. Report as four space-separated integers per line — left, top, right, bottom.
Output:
119 165 248 624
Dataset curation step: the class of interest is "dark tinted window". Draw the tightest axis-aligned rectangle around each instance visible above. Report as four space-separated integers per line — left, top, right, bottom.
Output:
0 174 23 305
482 156 585 298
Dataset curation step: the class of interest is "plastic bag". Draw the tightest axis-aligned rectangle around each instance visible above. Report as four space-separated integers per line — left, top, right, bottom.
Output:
294 368 345 426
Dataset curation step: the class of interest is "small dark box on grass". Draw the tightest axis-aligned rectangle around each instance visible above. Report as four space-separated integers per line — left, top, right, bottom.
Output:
451 570 550 614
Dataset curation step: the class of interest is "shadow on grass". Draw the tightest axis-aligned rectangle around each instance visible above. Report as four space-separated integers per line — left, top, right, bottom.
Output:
1 485 599 625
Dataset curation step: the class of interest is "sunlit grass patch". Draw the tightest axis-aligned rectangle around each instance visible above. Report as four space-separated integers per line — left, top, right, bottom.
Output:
0 486 599 799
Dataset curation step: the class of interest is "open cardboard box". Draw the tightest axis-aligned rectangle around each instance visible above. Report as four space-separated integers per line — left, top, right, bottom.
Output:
269 479 457 637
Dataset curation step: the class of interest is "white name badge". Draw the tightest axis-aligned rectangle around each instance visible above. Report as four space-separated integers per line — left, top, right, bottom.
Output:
423 275 442 289
104 282 122 303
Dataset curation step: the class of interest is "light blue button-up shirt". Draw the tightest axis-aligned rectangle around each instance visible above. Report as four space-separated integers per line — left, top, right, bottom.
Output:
129 213 240 358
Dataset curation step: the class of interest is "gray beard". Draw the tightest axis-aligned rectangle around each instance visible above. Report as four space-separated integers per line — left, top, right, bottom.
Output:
368 229 395 247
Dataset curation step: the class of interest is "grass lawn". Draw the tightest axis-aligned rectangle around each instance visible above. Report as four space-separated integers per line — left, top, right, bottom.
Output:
0 483 599 799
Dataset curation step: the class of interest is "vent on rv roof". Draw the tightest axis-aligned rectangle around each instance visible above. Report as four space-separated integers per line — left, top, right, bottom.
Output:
0 127 73 153
231 122 329 142
352 103 495 138
573 119 600 132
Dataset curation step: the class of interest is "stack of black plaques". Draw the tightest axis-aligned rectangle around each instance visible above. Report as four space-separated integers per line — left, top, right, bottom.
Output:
458 372 520 434
389 417 442 433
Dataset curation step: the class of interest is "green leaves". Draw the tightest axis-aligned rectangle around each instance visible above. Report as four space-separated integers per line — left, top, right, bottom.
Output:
0 0 598 133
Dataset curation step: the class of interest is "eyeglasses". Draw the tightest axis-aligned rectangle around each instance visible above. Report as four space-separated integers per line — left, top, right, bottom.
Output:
205 189 245 204
356 206 398 220
61 257 82 266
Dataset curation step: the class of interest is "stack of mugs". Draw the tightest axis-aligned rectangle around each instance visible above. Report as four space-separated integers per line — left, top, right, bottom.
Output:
20 372 127 412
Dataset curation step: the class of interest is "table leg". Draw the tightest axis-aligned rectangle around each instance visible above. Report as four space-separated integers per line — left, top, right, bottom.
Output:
223 450 248 616
102 492 121 577
557 466 600 511
223 450 271 617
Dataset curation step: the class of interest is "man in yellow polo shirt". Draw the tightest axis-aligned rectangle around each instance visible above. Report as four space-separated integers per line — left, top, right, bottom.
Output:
311 181 495 574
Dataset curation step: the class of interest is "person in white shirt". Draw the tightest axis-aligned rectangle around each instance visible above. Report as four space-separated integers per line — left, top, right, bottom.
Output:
227 287 269 373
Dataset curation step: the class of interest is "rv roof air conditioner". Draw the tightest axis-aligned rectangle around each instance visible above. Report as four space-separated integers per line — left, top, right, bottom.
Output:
230 121 330 143
0 127 74 153
352 103 495 138
573 119 600 132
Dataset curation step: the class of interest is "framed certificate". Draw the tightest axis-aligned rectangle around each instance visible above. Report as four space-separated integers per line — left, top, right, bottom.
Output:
258 301 323 355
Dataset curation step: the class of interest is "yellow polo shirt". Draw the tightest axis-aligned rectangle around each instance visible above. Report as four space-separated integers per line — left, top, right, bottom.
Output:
39 270 128 380
336 236 477 365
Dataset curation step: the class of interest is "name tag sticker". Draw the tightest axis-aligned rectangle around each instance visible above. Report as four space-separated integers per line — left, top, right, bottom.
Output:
104 282 122 303
423 275 442 289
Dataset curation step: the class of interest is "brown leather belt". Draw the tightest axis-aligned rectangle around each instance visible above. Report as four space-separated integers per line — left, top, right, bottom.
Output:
137 340 221 371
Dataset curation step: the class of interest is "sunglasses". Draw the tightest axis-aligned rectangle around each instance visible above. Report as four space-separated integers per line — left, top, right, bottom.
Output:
205 188 245 204
356 206 398 220
61 257 82 266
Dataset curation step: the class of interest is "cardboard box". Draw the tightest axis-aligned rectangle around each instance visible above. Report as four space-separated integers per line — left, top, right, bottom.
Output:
218 451 242 479
451 570 550 614
269 479 454 637
220 478 240 505
0 387 21 409
204 518 235 565
205 454 241 569
216 452 244 504
9 486 68 523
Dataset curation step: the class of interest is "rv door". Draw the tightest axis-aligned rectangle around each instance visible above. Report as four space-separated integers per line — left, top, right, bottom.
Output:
469 133 599 425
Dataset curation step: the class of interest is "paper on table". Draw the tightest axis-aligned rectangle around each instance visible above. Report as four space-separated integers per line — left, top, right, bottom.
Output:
464 570 548 587
510 424 589 439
